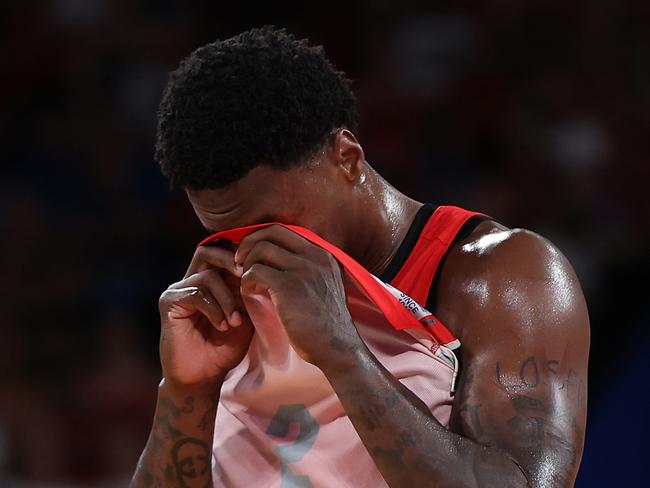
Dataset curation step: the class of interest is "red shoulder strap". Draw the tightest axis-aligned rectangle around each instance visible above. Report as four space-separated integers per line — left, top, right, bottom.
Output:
198 223 459 348
390 205 485 305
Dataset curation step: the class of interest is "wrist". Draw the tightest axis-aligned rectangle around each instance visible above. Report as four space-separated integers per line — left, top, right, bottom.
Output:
159 376 224 399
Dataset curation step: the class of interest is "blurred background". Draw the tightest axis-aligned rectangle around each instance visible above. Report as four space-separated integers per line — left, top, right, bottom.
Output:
1 0 648 486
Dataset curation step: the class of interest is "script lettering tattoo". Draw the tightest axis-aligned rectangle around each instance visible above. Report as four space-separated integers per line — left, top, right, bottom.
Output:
546 360 560 374
495 356 539 391
496 358 585 406
562 369 586 408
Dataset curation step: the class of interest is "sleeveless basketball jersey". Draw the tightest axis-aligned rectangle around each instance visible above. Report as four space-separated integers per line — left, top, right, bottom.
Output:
198 204 486 488
380 204 489 312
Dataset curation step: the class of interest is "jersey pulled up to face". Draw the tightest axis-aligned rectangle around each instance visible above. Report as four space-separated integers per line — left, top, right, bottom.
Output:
198 205 482 487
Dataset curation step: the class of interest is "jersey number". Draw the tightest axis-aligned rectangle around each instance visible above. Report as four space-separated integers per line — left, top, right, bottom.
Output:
266 404 320 488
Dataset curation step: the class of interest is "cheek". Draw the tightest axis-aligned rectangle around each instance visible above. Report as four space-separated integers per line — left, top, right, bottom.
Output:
296 214 345 249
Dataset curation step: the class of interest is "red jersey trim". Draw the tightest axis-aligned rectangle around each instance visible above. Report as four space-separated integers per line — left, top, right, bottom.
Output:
198 223 459 348
390 206 485 307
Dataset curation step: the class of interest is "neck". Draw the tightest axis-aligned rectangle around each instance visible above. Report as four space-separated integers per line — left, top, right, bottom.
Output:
347 168 423 276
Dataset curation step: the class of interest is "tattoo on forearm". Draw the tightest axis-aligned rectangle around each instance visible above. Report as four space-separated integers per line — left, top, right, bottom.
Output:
182 395 195 414
348 390 401 431
158 413 183 440
197 391 219 432
171 438 211 487
132 392 217 487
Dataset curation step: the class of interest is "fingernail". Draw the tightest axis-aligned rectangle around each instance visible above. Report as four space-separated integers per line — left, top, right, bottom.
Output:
234 264 244 276
230 311 242 327
219 319 229 331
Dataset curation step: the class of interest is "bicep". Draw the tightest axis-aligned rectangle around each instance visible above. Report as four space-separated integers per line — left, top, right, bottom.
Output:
450 348 587 487
444 229 589 486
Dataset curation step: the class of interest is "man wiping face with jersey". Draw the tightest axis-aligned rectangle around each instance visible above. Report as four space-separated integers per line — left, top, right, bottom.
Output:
132 26 589 488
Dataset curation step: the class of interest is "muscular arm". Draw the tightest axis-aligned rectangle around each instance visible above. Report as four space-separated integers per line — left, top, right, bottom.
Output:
325 227 589 487
131 379 221 487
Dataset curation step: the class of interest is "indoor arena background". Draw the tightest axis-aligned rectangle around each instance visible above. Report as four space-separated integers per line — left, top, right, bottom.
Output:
1 1 648 486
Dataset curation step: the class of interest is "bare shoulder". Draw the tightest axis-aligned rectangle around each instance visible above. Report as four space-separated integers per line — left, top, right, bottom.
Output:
440 220 591 486
436 219 590 351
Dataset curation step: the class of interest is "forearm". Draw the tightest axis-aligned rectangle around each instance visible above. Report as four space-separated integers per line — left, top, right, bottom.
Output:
131 378 222 487
324 347 528 488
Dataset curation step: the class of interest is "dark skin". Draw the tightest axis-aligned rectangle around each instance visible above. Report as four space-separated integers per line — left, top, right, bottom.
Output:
132 130 589 487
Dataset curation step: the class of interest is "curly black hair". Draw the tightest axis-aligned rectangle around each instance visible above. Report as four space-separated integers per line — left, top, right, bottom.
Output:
155 26 359 190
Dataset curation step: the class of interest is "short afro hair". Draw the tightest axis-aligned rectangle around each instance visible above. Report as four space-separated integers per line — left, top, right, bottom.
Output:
155 26 359 190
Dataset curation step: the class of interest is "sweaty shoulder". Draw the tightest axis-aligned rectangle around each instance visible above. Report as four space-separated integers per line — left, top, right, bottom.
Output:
435 220 590 354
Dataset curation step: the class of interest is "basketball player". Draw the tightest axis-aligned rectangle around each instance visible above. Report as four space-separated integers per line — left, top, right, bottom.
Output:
131 27 589 487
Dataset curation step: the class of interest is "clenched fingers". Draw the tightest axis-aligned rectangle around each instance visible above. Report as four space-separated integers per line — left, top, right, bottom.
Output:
159 286 230 331
163 269 243 329
185 244 240 279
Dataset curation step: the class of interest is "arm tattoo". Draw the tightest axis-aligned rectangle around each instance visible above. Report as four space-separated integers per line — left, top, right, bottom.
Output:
329 348 585 488
171 438 211 487
492 357 586 488
131 384 221 487
329 351 528 488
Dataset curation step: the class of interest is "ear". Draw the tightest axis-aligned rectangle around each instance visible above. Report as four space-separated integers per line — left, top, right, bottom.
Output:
331 129 365 183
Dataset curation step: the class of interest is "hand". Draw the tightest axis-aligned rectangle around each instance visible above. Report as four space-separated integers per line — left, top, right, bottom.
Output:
235 225 363 368
158 245 254 389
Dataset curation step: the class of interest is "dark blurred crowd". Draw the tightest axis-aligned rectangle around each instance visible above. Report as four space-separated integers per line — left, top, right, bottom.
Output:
1 1 648 486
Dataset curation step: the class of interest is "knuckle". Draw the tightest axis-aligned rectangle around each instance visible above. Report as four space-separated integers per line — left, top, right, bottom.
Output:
241 263 261 281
